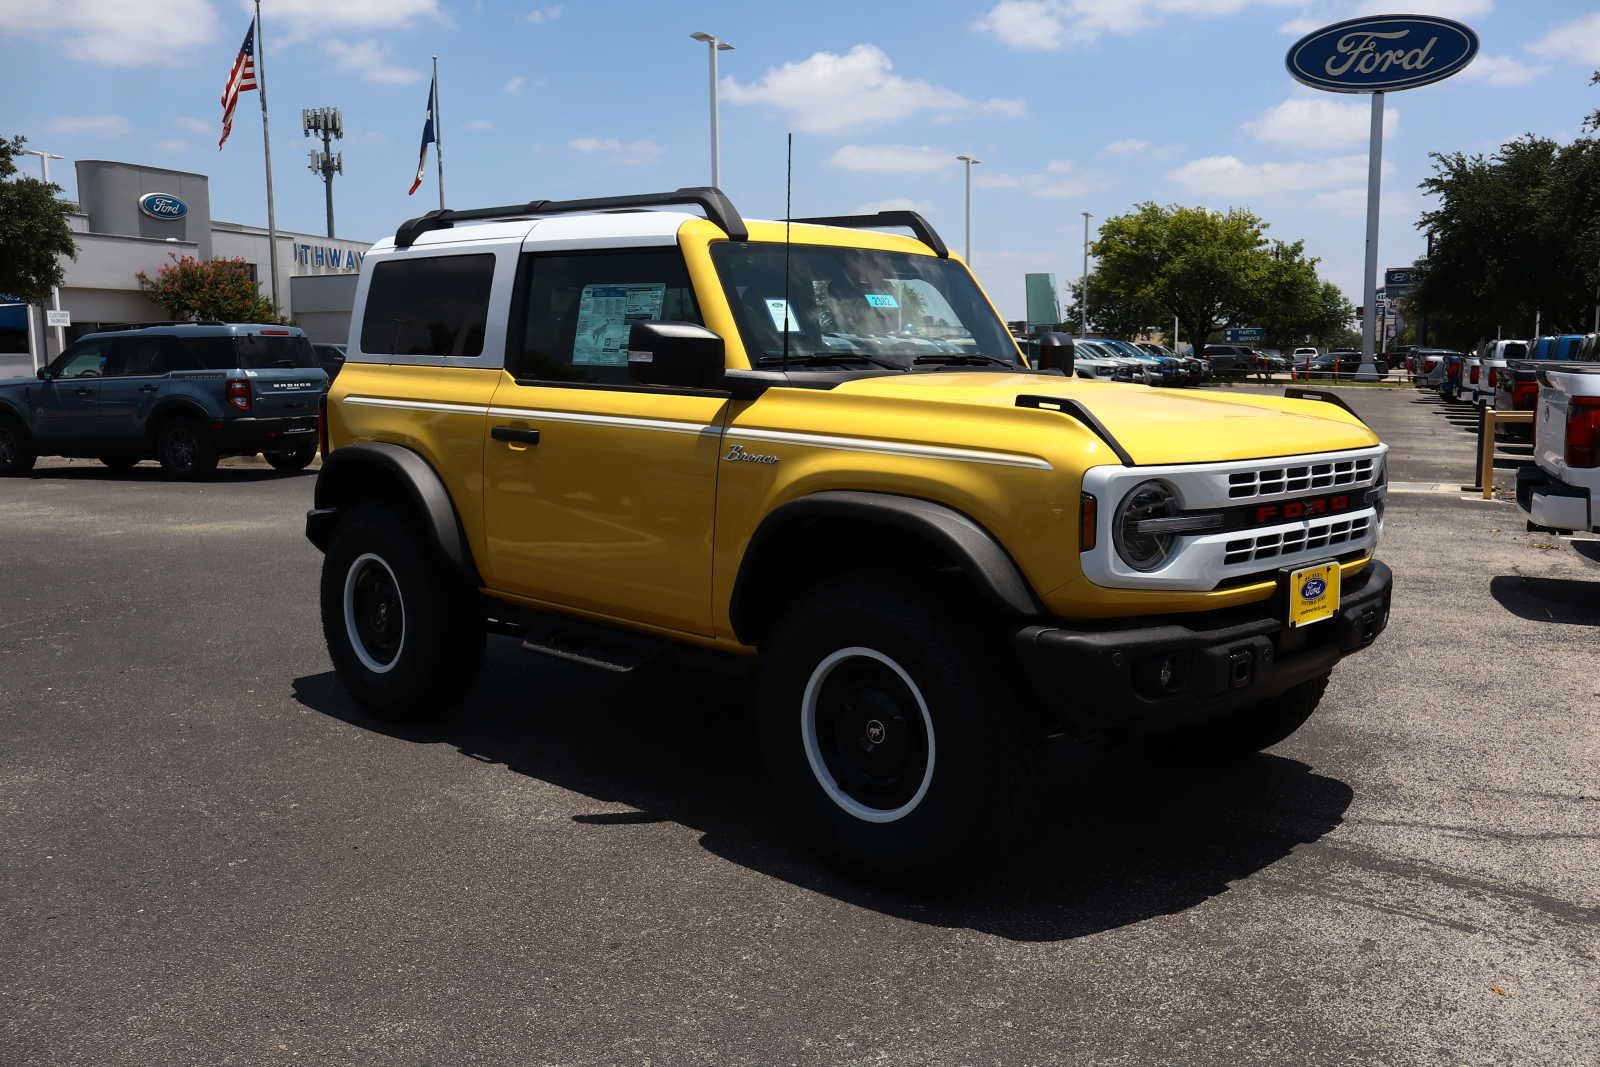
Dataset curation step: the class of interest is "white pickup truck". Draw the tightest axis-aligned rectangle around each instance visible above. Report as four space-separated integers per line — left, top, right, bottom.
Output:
1517 364 1600 533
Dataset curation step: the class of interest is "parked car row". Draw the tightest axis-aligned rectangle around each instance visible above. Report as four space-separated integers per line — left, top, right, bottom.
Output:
0 323 329 478
1014 336 1214 385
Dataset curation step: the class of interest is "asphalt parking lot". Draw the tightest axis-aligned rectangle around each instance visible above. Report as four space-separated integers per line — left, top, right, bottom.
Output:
2 386 1596 1066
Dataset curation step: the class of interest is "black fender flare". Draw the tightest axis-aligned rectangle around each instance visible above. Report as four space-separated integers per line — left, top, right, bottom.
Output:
306 442 479 586
728 490 1043 644
145 398 214 443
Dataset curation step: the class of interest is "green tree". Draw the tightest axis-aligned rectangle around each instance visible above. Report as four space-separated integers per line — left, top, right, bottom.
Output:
1586 70 1599 133
1065 207 1349 353
137 253 276 322
1412 135 1600 346
0 134 77 302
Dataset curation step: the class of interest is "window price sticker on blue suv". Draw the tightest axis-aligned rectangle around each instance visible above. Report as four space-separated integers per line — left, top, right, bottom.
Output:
1289 562 1340 628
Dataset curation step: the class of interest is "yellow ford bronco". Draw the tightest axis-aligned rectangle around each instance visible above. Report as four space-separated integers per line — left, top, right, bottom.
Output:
306 187 1391 876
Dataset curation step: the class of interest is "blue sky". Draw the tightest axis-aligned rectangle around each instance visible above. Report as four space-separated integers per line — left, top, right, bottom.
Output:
4 0 1598 318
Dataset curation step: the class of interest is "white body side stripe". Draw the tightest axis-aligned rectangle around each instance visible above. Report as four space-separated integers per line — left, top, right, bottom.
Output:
724 427 1053 470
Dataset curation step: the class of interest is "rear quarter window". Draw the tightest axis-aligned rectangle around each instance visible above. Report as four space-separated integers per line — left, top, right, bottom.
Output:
360 254 495 357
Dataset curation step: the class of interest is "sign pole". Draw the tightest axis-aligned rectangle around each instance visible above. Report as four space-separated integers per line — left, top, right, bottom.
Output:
433 56 446 211
1357 90 1383 381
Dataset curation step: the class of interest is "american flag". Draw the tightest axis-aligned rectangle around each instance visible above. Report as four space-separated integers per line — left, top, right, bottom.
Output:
218 21 258 150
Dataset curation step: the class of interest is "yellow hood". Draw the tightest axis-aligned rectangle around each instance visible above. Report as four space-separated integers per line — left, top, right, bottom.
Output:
832 373 1379 465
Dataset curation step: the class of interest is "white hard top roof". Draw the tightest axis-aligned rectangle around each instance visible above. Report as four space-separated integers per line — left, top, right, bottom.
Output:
368 209 706 253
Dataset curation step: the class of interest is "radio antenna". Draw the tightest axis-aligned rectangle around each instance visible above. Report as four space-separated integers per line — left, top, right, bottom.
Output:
782 131 792 372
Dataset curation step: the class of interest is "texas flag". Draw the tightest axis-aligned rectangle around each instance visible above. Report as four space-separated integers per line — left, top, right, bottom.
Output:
408 75 437 196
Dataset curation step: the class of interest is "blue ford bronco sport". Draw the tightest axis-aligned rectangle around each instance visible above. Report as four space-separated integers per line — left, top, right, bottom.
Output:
0 323 327 478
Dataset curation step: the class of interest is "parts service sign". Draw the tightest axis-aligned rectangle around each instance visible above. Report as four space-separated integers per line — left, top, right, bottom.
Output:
1286 14 1478 93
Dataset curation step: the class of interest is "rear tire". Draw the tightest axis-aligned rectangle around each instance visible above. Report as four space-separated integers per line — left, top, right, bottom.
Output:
757 575 1039 881
1150 673 1330 764
265 443 317 472
319 502 485 723
0 418 36 476
156 417 219 479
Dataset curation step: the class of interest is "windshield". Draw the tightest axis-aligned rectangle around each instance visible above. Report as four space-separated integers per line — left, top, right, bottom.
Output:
710 243 1019 367
1103 340 1155 360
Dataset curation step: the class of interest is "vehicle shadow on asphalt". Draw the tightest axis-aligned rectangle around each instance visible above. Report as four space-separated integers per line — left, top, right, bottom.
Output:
292 640 1353 943
22 466 306 483
1489 575 1600 625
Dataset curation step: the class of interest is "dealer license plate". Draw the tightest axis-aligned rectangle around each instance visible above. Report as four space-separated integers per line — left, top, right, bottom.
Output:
1288 562 1340 628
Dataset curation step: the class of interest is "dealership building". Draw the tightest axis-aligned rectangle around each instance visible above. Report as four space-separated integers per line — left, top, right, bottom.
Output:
4 159 370 368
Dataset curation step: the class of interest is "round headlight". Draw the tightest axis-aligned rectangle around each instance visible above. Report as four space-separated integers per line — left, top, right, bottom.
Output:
1113 480 1180 571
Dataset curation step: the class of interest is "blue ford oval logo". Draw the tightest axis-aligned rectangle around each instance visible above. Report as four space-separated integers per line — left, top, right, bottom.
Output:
138 192 189 220
1301 577 1327 601
1286 15 1478 93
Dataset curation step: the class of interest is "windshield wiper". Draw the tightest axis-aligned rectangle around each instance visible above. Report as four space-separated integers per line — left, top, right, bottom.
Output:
912 353 1018 368
756 352 908 371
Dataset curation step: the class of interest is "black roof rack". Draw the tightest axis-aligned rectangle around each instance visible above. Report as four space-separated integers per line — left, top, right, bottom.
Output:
786 211 949 258
393 186 747 248
92 320 228 331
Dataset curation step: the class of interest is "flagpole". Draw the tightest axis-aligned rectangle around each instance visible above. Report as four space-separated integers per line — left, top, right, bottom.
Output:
432 55 445 210
255 0 281 317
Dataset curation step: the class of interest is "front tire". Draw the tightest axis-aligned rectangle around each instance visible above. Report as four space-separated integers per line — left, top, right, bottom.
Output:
265 443 316 472
156 417 219 479
757 576 1036 880
319 502 485 722
0 418 36 476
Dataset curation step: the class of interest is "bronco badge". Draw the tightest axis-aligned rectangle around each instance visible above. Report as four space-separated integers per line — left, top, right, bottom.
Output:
724 444 778 465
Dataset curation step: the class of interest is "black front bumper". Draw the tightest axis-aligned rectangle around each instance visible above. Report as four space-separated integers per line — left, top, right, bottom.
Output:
1013 560 1392 739
217 415 319 453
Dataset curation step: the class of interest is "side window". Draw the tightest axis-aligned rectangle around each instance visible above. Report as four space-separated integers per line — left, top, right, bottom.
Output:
52 340 110 378
106 336 182 377
360 253 495 357
508 249 701 385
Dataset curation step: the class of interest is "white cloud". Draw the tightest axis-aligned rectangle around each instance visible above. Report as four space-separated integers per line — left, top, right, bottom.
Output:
1281 1 1495 36
974 0 1296 50
1528 12 1600 64
0 0 218 66
722 44 1025 133
1244 95 1398 150
323 39 422 85
1168 153 1387 198
467 119 493 130
1098 138 1150 156
855 197 936 215
176 116 212 135
262 0 443 40
526 4 562 22
569 137 663 166
503 76 526 95
973 162 1098 199
1458 54 1546 87
828 144 954 174
47 114 132 136
155 138 187 152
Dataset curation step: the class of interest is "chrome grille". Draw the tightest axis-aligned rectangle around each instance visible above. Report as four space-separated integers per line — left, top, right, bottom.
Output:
1223 515 1372 565
1226 456 1376 499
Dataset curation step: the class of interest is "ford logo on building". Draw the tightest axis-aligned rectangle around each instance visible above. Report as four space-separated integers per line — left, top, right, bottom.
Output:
1286 14 1478 93
138 192 189 221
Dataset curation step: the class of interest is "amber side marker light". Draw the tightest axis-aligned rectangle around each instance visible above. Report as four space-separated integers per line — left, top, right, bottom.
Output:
1080 492 1098 552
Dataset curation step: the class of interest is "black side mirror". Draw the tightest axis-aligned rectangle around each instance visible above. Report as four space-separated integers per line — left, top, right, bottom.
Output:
36 366 51 381
1035 332 1075 376
627 321 725 388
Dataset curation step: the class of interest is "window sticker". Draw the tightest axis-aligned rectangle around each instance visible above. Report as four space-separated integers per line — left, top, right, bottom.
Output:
573 282 667 366
864 293 899 309
764 298 802 332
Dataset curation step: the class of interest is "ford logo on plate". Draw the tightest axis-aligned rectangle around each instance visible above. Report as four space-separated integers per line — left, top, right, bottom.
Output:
1286 14 1478 93
1301 577 1328 601
138 192 189 220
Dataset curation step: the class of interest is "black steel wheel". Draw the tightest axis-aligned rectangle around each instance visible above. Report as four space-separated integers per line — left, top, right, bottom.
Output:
156 418 218 479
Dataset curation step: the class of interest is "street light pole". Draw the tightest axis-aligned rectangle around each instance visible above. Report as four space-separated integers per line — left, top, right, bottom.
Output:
955 155 981 263
690 32 734 188
21 148 67 358
1081 211 1093 337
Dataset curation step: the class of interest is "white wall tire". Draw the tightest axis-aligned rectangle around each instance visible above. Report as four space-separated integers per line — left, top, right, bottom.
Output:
800 647 936 824
343 552 406 674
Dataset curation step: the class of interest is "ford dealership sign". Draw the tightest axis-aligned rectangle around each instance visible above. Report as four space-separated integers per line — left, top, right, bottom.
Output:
1286 14 1478 93
137 192 189 221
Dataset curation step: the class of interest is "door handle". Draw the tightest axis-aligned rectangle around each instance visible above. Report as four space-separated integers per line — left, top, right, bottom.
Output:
138 384 160 393
74 387 93 397
491 426 541 445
